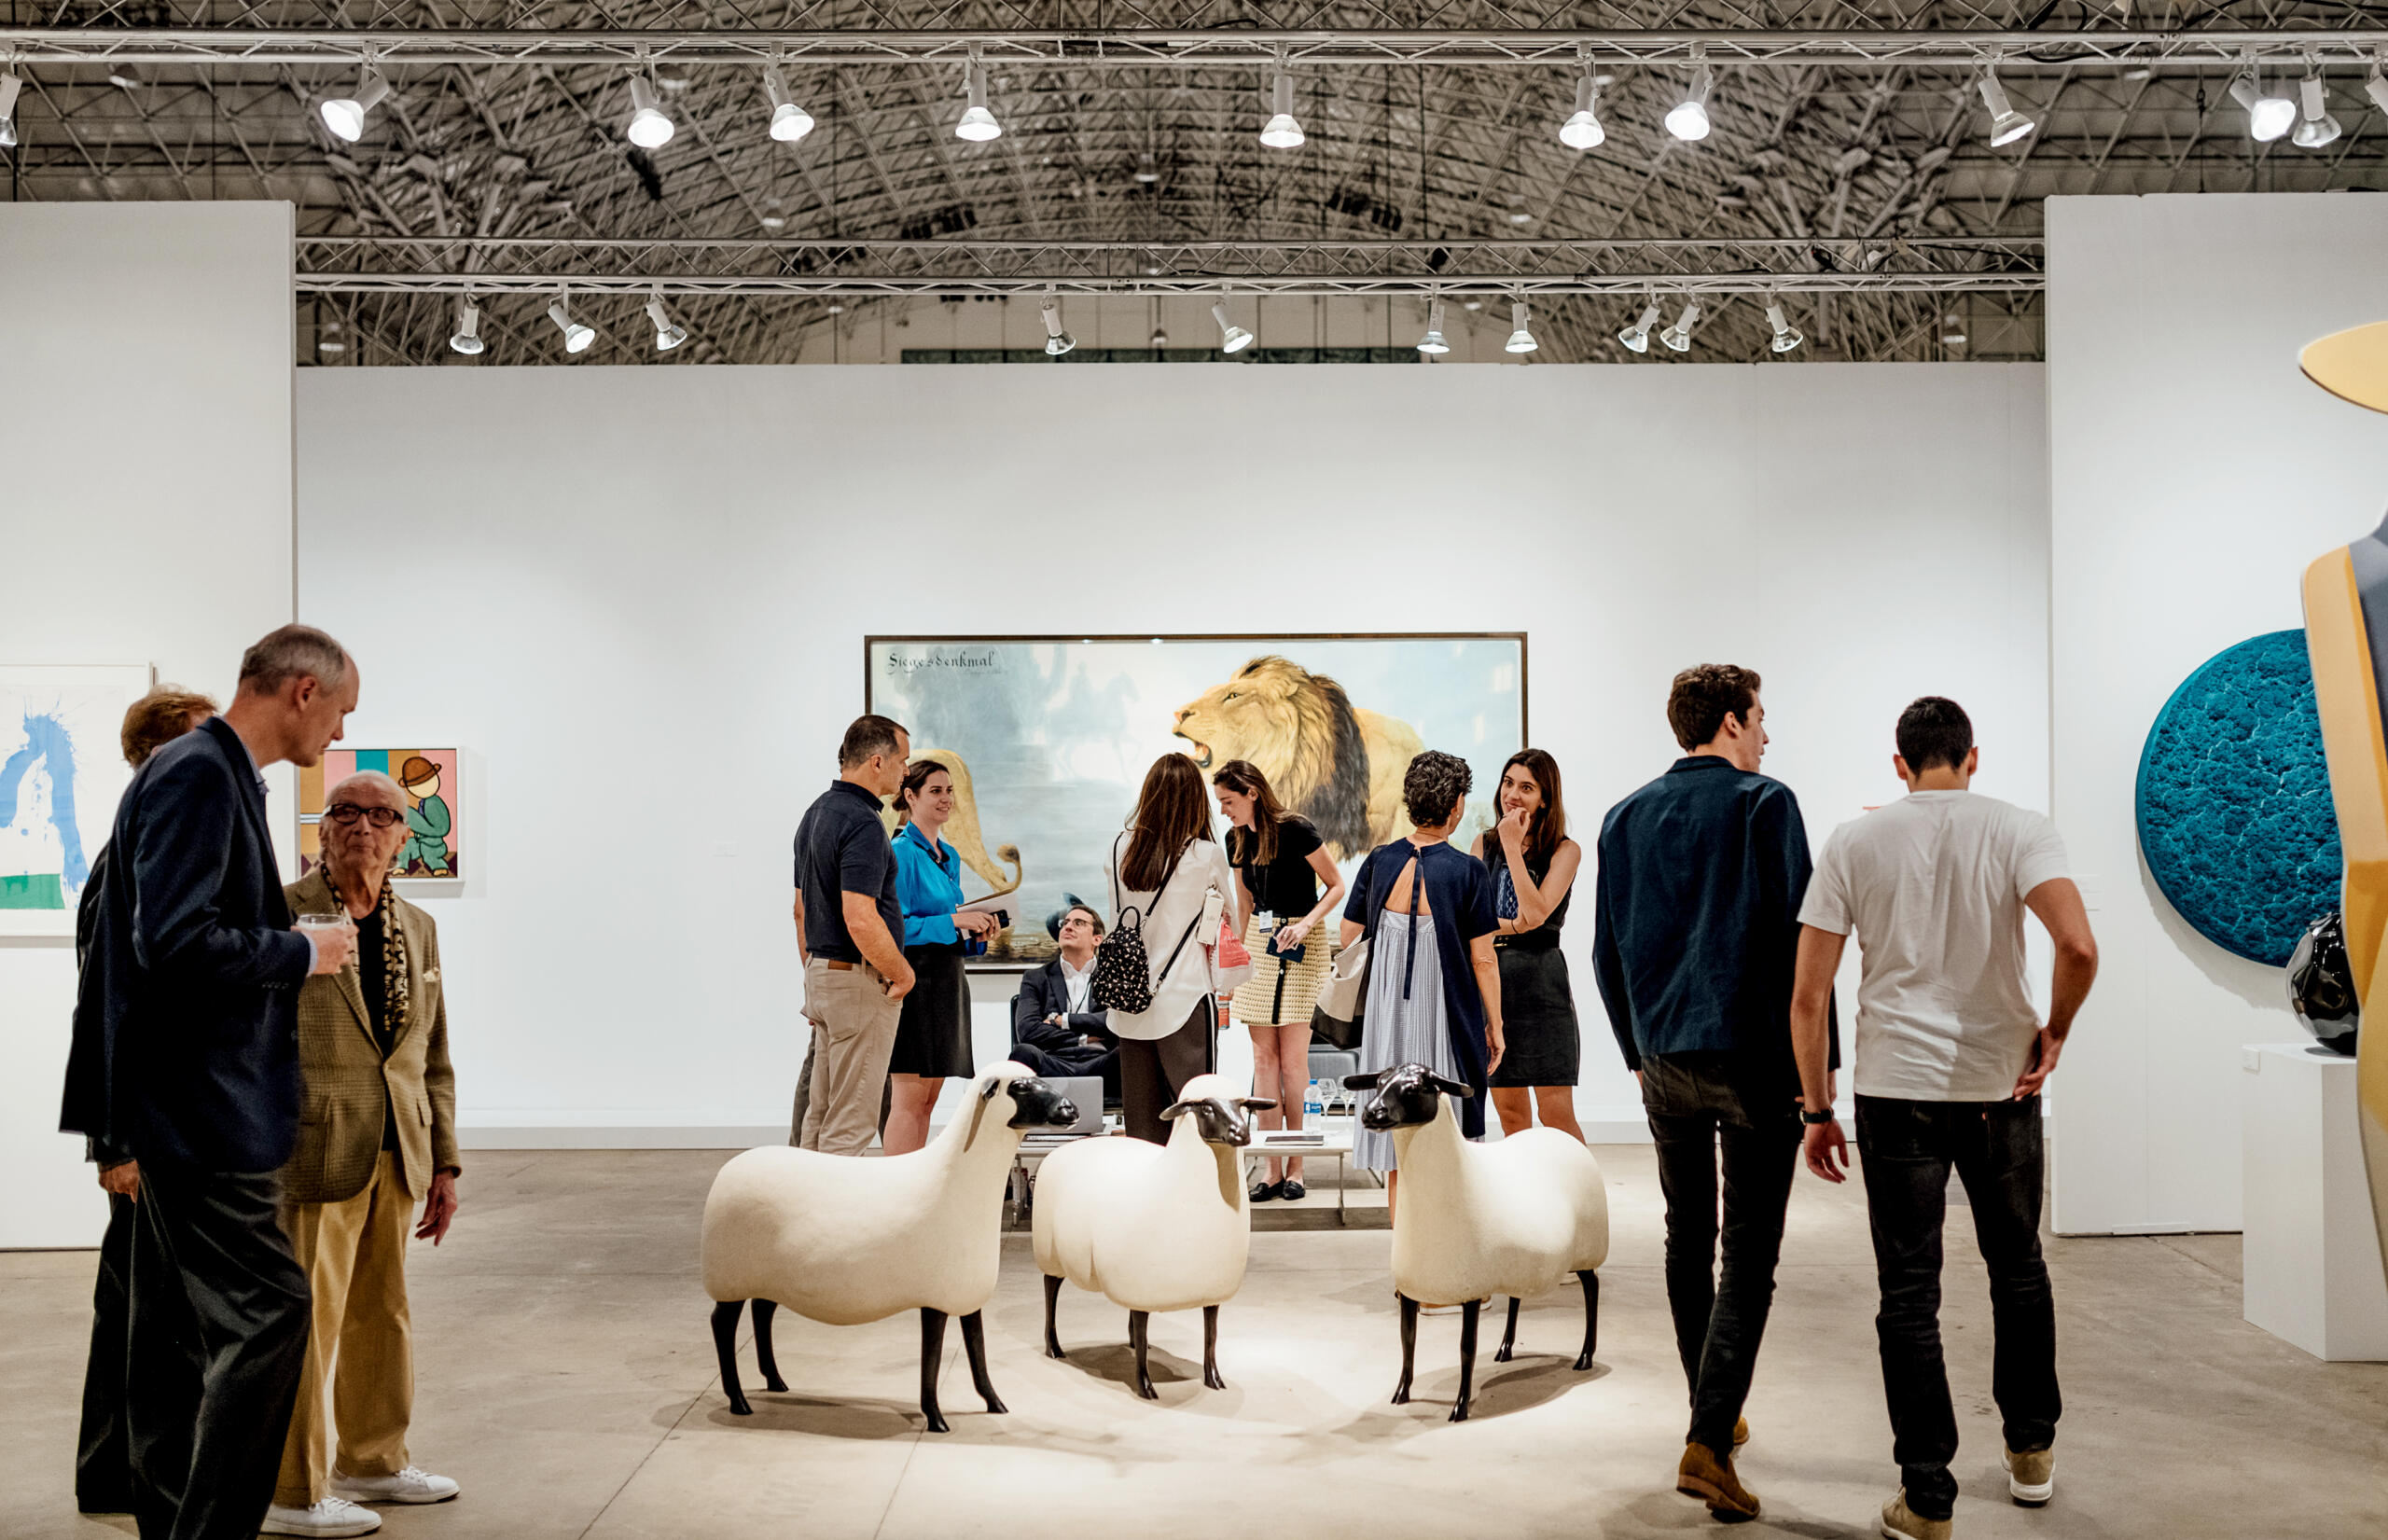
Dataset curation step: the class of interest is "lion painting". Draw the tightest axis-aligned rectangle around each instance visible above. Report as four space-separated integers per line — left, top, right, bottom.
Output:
1171 656 1426 858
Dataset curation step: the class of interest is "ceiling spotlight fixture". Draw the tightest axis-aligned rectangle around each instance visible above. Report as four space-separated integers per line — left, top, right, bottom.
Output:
448 298 484 356
319 68 391 144
1942 312 1968 345
2369 62 2388 118
1040 291 1076 356
1417 298 1451 355
1260 62 1305 149
1978 67 2035 147
625 74 675 149
1560 63 1606 150
1212 302 1255 354
1504 300 1538 354
1134 152 1160 184
645 290 688 352
956 58 1002 142
1659 300 1702 354
1766 301 1804 354
106 65 142 91
762 64 814 144
1150 327 1168 347
2230 55 2297 142
1617 300 1662 354
547 293 596 354
2294 66 2343 148
0 73 21 150
1665 47 1713 142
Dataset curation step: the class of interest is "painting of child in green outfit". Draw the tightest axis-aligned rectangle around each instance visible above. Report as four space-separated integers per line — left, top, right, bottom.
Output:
396 755 456 877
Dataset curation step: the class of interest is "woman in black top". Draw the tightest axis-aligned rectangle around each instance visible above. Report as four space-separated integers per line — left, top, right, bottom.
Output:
1470 747 1586 1142
1214 759 1345 1201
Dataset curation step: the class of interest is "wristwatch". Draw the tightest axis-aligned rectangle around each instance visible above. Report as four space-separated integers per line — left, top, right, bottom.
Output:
1800 1108 1837 1126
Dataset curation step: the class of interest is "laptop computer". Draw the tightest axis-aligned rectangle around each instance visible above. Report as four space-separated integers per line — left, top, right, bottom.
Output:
1040 1076 1106 1136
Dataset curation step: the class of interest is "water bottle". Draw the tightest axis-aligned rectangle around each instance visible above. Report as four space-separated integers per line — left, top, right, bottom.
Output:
1304 1080 1326 1118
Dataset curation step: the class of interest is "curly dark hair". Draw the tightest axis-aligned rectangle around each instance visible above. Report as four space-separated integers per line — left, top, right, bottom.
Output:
1666 664 1762 751
1401 750 1473 829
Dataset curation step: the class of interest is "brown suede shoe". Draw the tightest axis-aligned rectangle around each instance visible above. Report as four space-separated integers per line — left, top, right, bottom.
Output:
1881 1489 1951 1540
2002 1445 2054 1505
1732 1415 1750 1449
1677 1441 1760 1521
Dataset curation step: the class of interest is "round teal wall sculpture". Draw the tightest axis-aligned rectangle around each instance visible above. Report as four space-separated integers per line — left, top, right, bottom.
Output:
2136 630 2342 966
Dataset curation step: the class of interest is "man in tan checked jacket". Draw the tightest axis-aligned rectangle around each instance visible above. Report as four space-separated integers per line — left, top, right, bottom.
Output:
262 771 462 1539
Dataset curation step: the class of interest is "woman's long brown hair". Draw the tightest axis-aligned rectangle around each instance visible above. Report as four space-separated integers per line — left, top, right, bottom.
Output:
1500 747 1567 866
1122 753 1215 891
1211 758 1292 867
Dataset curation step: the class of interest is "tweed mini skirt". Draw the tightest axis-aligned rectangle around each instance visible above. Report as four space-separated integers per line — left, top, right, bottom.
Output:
1230 912 1337 1028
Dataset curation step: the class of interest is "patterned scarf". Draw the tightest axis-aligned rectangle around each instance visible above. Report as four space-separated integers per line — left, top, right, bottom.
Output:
368 874 410 1041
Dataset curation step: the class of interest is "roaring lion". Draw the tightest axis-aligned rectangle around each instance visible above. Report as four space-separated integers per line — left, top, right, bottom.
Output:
1171 656 1426 858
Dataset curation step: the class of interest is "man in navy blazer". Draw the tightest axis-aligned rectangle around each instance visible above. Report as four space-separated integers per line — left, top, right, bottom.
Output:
64 624 362 1540
1008 900 1118 1094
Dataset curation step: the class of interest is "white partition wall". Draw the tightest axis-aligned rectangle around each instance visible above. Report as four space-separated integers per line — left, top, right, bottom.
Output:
0 203 297 1247
298 361 2048 1145
2047 194 2388 1234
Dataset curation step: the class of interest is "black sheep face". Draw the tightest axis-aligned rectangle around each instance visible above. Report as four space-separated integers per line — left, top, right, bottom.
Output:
993 1075 1079 1129
1160 1096 1279 1146
1349 1062 1470 1131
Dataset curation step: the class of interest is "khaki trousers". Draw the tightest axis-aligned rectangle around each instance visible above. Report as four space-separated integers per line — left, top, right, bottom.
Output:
798 958 904 1156
274 1151 416 1508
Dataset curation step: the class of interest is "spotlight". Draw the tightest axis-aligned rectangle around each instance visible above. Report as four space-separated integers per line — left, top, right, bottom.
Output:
956 61 1001 142
644 291 687 352
2368 64 2388 118
763 65 814 144
1212 302 1255 354
1617 301 1662 353
2294 71 2343 148
1666 52 1713 142
319 70 391 144
625 76 675 148
1766 302 1804 354
1505 300 1538 354
547 294 596 354
1659 300 1701 353
1150 327 1168 347
1134 153 1159 184
1040 294 1076 356
1560 73 1605 150
1978 70 2034 146
2230 71 2296 142
0 74 20 150
449 298 484 356
1417 298 1451 355
106 65 142 91
1259 69 1305 149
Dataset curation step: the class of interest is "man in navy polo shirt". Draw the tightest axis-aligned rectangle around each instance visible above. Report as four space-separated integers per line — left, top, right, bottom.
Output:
790 715 915 1155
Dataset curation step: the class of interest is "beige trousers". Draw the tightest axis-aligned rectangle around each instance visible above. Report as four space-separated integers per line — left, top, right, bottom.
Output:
798 958 904 1156
275 1150 416 1507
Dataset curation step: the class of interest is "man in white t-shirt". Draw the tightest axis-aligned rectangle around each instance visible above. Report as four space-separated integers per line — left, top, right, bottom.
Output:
1787 698 2098 1540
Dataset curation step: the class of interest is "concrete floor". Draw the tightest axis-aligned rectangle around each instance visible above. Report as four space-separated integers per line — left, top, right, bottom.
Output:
5 1146 2384 1540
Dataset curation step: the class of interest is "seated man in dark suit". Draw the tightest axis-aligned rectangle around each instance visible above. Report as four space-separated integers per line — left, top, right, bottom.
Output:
1009 899 1119 1098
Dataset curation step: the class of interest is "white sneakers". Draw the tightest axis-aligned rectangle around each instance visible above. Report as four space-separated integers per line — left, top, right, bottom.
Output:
260 1497 382 1536
331 1467 463 1505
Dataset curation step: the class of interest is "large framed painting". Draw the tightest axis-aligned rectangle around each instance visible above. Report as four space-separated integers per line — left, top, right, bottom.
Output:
865 634 1527 966
299 748 464 883
0 663 153 936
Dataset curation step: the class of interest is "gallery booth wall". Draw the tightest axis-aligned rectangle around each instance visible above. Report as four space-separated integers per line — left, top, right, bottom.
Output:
291 360 2051 1156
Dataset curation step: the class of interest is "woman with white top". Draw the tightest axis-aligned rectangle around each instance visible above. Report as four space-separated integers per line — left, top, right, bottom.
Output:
1104 753 1234 1145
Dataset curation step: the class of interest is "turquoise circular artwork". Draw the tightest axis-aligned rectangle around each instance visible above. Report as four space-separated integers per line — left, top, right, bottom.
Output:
2136 630 2342 966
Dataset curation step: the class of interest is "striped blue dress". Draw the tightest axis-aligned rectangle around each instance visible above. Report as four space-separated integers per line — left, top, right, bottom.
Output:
1353 910 1463 1172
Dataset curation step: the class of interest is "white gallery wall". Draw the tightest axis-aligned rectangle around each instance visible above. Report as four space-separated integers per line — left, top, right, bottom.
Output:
0 202 297 1247
297 360 2048 1145
2048 193 2388 1234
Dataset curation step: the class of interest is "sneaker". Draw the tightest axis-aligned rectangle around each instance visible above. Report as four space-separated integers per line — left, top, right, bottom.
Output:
1676 1440 1760 1521
260 1498 382 1536
332 1467 461 1505
2002 1446 2053 1505
1881 1489 1951 1540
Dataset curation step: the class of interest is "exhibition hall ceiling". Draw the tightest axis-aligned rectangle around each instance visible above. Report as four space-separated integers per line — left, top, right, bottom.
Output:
3 1 2384 365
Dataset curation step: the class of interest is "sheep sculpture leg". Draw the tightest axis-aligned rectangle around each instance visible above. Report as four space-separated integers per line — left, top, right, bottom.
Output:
1202 1306 1225 1391
1451 1300 1482 1423
1494 1297 1520 1363
1042 1274 1066 1360
1128 1311 1158 1400
711 1300 752 1416
1391 1294 1419 1405
751 1299 788 1392
958 1311 1007 1415
919 1309 951 1434
1575 1269 1600 1371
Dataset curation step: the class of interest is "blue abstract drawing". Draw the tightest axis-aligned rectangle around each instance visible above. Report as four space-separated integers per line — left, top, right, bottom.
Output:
0 665 153 935
2135 631 2342 966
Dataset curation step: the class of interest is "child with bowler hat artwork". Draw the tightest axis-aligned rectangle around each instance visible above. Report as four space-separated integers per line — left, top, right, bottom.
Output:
397 756 456 877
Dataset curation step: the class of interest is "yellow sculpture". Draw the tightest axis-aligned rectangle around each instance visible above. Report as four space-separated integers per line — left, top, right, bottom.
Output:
2298 316 2388 1282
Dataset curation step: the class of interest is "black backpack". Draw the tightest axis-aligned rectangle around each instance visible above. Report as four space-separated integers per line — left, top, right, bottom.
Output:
1090 831 1204 1014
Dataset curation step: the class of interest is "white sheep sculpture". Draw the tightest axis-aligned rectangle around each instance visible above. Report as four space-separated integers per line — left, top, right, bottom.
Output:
1351 1061 1609 1422
700 1063 1079 1432
1031 1073 1276 1398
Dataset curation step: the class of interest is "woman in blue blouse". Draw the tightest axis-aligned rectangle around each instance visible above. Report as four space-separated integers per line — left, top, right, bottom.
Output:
884 760 1000 1154
1340 751 1506 1217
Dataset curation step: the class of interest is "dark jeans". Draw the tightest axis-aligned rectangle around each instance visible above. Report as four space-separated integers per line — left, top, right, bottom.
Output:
76 1191 138 1513
1642 1052 1802 1457
1855 1094 2060 1522
128 1158 312 1540
1119 1000 1216 1144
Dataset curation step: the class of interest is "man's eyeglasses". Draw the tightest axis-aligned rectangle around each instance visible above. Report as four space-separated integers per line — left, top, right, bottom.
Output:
325 805 404 828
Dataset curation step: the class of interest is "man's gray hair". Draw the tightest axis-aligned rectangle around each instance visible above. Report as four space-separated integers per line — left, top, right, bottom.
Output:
326 770 405 808
238 624 350 696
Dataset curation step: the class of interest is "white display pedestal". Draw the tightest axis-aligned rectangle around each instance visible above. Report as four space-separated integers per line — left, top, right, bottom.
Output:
2241 1043 2388 1361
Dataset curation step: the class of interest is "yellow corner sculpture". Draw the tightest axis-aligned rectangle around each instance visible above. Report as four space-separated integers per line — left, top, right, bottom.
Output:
2299 315 2388 1283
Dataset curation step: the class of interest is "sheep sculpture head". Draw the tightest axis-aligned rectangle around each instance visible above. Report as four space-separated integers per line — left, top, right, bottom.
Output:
1159 1093 1279 1146
1348 1062 1472 1131
963 1066 1079 1151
